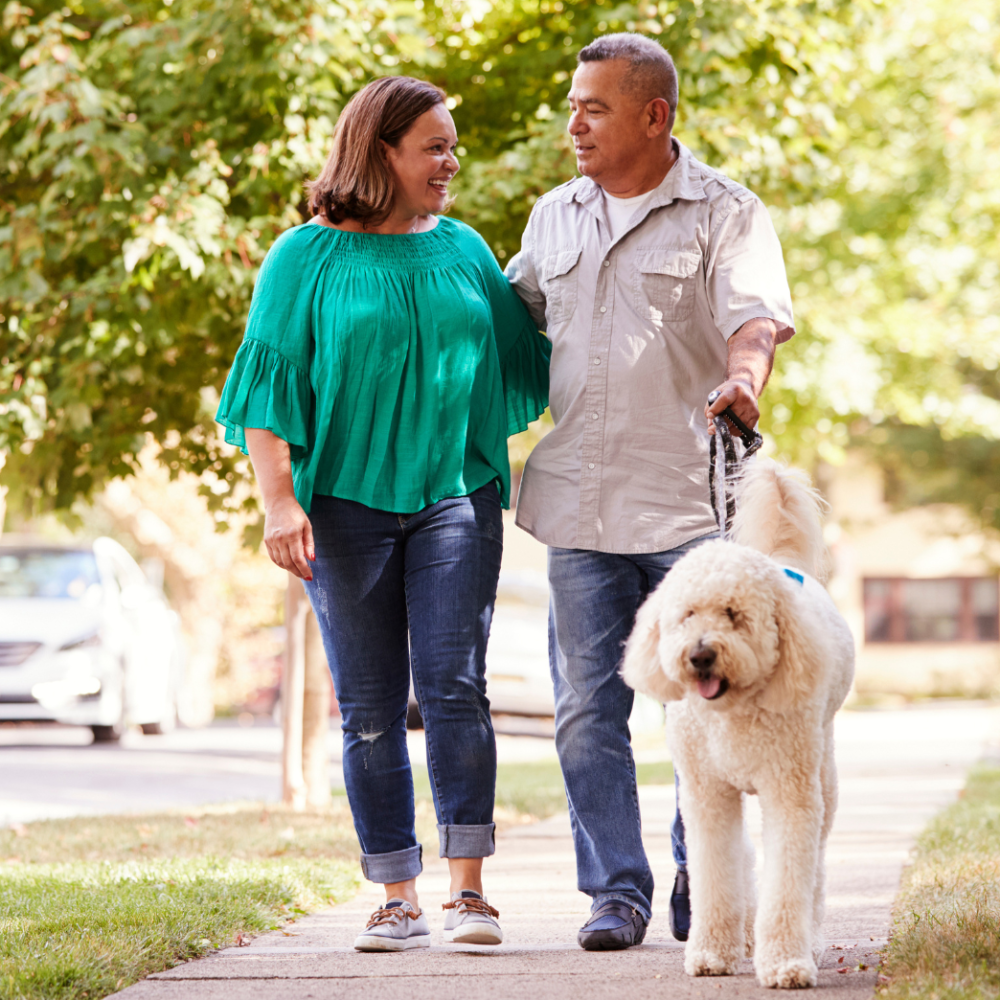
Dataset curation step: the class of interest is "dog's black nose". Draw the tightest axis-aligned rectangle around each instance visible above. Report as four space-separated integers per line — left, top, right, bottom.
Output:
689 644 717 674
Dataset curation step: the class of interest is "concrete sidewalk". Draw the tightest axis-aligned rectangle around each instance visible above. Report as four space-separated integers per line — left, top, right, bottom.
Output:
110 703 1000 1000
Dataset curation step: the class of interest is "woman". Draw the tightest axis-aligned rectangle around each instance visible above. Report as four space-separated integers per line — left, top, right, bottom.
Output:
215 76 550 951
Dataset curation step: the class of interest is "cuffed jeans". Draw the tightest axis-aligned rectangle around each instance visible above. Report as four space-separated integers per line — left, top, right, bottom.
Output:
547 534 714 921
305 484 502 884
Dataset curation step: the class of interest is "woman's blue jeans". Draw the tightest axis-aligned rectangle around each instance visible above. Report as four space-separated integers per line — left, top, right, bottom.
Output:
304 484 502 884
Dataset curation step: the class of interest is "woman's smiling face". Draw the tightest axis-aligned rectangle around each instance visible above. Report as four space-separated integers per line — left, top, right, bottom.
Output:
381 103 460 219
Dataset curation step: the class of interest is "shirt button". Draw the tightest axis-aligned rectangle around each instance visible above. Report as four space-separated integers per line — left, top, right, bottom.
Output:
603 260 610 267
592 413 599 420
600 306 607 313
593 357 601 365
588 463 595 470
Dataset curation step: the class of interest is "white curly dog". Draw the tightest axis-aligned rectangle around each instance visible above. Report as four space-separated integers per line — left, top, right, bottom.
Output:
621 459 855 988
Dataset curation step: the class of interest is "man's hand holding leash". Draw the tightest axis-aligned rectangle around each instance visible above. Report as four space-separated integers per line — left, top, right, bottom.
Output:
705 316 779 435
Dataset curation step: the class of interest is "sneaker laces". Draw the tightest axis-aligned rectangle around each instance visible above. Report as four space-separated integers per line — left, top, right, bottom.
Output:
442 897 500 918
365 904 422 928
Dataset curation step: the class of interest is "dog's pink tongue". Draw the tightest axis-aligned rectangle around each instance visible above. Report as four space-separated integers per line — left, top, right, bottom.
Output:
697 676 722 699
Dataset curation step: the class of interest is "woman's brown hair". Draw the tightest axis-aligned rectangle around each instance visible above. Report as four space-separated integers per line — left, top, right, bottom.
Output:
307 76 446 227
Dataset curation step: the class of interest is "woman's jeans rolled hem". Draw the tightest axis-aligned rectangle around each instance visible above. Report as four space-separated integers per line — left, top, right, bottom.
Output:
360 844 423 884
437 823 496 859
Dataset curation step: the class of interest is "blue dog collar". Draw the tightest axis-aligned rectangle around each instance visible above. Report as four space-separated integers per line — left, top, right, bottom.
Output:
782 568 805 586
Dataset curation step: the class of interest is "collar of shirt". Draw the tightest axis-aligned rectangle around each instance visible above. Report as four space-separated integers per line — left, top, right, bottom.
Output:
553 140 708 223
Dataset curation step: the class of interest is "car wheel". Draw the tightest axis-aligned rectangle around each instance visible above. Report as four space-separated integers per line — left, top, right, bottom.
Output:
141 697 178 736
91 722 123 743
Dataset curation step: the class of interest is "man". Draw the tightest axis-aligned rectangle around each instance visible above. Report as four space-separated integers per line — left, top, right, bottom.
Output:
506 33 795 951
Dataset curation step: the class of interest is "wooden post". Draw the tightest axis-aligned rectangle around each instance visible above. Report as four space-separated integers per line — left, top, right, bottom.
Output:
302 608 331 807
281 574 308 809
282 575 331 810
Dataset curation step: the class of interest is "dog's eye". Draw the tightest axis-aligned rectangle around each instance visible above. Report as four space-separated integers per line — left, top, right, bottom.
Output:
725 607 737 624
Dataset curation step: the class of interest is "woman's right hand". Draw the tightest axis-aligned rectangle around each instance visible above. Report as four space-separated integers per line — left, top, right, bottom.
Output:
263 495 316 581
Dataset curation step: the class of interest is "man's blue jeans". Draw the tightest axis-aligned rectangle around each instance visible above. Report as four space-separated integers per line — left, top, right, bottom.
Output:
547 535 713 921
305 484 502 884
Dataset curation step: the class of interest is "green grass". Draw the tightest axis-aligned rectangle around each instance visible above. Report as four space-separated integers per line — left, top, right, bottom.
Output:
0 755 674 999
401 757 674 821
880 764 1000 1000
0 804 362 1000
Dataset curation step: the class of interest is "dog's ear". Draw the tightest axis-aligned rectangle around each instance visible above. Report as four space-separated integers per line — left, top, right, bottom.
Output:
758 582 820 713
620 591 685 702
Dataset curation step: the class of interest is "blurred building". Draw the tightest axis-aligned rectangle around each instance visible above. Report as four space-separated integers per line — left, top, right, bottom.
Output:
826 457 1000 700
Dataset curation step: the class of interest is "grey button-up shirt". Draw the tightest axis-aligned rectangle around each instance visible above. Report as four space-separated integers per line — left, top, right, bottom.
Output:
506 140 795 554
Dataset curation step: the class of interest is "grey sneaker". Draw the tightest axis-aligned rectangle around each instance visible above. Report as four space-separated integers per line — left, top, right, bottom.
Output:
353 899 431 951
442 890 503 945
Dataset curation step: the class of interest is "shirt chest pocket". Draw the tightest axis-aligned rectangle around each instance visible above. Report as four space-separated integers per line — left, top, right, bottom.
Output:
539 248 583 329
634 247 701 325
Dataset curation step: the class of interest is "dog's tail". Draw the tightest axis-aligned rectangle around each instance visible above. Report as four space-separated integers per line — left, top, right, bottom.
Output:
730 459 829 581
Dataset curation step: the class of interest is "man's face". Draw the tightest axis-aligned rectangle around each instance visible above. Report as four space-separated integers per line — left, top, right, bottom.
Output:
567 60 655 186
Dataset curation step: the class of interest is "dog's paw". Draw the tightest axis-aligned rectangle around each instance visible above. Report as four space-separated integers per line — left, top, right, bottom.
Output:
685 947 739 977
755 957 818 989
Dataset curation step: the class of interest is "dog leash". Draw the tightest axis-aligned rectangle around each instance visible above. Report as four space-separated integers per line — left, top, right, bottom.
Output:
707 389 764 539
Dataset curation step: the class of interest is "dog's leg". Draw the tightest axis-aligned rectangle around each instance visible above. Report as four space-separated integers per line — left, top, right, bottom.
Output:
742 814 757 958
683 776 746 977
754 772 823 988
812 728 837 964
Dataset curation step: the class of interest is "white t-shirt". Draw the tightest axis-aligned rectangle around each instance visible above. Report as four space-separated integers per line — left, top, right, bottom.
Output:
603 189 652 242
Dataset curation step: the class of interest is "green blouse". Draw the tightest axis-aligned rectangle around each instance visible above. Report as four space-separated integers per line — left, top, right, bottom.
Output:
215 216 551 514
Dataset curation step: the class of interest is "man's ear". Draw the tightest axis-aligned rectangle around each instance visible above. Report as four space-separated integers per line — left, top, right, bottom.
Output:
620 591 685 703
645 97 671 138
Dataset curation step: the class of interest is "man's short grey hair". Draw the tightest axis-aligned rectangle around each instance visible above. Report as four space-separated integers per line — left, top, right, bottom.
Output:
578 33 678 131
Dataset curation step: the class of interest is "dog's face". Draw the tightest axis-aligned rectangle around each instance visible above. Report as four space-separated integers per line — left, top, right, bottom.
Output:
663 559 780 708
621 541 811 712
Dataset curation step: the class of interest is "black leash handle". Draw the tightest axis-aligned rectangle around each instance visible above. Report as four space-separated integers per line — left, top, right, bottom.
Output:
707 390 764 538
706 390 763 453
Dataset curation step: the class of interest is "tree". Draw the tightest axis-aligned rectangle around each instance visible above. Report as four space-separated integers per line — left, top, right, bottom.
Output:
766 0 1000 535
3 0 998 537
0 0 431 531
436 0 1000 535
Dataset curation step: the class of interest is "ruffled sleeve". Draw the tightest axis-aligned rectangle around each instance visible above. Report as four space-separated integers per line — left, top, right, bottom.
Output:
499 320 552 437
215 226 319 459
460 224 551 435
215 338 312 459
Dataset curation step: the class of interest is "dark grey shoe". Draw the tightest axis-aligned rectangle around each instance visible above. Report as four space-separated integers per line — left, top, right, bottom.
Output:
577 900 647 951
669 869 690 942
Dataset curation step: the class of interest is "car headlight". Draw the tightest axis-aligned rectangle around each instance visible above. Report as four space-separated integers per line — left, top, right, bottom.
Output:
31 676 103 705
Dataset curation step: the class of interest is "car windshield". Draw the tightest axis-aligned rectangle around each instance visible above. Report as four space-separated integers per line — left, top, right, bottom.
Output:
0 549 100 599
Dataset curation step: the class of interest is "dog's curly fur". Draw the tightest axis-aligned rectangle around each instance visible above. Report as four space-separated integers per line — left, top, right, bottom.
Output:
621 460 854 988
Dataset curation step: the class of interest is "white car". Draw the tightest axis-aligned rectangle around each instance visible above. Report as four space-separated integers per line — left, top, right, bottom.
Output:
0 537 185 741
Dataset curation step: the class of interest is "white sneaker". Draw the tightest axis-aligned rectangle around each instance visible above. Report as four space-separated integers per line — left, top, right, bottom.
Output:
442 890 503 945
353 899 431 951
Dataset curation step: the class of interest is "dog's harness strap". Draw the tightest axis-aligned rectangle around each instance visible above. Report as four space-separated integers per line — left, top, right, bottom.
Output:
782 568 805 586
707 390 764 539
